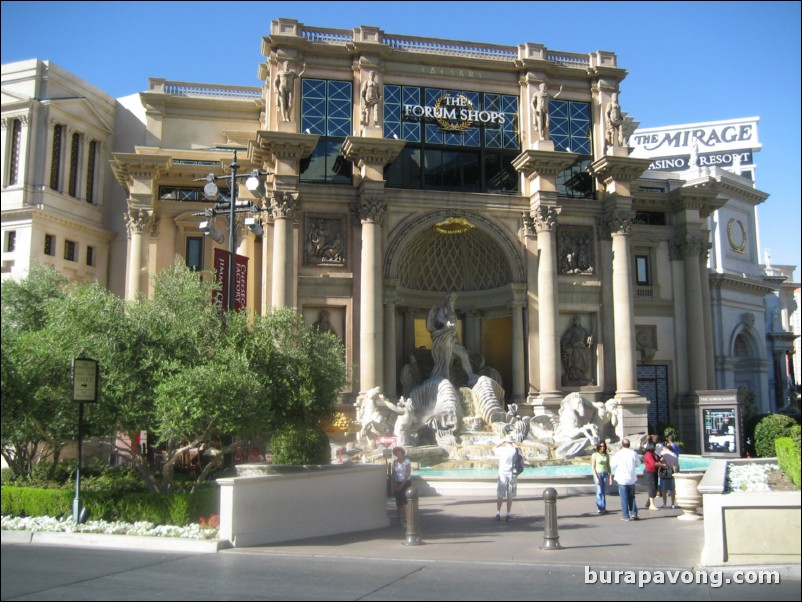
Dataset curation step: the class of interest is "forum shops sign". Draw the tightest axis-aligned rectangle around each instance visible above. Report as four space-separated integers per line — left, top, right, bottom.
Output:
630 118 760 173
403 93 506 131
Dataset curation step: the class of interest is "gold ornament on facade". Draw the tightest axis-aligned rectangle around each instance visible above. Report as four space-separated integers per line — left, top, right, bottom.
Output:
433 217 475 235
727 218 747 254
434 94 474 132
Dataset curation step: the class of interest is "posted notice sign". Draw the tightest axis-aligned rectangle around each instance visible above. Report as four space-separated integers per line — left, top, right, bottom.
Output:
72 358 98 403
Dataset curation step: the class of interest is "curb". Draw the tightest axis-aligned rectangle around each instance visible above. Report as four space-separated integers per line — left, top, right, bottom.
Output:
1 530 228 554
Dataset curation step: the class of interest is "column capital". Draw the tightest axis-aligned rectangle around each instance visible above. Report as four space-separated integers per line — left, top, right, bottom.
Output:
269 190 300 220
353 194 387 225
598 210 634 236
125 208 151 235
673 235 708 259
530 204 560 232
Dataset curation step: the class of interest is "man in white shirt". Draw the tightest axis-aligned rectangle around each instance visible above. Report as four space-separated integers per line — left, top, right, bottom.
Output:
611 438 641 521
494 436 519 522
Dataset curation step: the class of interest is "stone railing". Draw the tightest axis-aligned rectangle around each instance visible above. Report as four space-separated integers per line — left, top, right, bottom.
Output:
546 51 590 69
382 33 517 62
149 79 262 100
300 26 353 45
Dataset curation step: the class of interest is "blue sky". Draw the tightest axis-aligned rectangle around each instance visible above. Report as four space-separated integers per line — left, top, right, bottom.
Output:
2 1 799 277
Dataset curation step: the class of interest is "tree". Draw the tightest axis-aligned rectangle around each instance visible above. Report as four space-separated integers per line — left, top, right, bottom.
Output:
1 261 348 492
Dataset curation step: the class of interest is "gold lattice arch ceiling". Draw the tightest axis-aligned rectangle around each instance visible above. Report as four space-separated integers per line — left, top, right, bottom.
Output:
386 211 523 293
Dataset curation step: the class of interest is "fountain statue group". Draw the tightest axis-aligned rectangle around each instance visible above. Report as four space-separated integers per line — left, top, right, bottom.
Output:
354 293 622 463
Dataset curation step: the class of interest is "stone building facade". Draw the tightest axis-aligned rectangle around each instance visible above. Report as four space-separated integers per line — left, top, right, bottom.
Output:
3 19 797 450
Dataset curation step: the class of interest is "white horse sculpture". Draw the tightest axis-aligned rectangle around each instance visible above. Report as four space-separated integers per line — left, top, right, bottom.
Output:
356 387 390 448
553 392 599 457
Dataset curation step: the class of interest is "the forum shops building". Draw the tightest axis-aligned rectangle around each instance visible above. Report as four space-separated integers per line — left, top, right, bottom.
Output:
3 19 797 452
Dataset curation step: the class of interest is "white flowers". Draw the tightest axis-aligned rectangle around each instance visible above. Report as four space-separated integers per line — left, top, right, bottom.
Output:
1 515 218 540
726 463 780 493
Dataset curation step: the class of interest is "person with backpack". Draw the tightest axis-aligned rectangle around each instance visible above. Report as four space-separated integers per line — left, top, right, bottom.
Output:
494 435 521 522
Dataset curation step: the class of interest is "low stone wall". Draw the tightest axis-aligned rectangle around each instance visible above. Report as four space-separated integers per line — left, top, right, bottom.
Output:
699 458 801 566
217 465 389 547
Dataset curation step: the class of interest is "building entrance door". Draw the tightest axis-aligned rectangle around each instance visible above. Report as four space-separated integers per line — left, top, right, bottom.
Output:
638 364 670 434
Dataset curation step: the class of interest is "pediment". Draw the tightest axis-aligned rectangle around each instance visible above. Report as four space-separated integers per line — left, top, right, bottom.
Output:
44 97 114 136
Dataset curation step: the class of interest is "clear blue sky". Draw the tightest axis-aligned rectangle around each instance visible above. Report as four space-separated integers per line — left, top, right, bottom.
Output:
3 1 799 277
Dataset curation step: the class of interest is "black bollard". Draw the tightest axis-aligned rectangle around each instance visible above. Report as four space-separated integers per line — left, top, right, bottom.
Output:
541 487 562 550
403 486 423 545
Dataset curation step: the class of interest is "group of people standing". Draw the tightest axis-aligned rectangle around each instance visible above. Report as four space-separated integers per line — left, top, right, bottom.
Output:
591 434 681 521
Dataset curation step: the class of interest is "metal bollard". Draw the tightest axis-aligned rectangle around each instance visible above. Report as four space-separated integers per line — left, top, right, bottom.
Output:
541 487 562 550
403 486 423 545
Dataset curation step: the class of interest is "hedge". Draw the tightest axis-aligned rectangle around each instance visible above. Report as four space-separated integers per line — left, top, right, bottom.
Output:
270 423 331 465
775 436 801 488
1 486 218 526
754 414 799 458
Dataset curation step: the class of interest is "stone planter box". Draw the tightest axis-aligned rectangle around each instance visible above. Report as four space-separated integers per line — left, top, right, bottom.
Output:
217 464 389 547
699 458 801 566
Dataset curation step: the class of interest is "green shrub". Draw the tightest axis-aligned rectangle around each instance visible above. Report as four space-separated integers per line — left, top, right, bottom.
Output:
775 435 801 488
754 414 800 457
1 486 218 526
270 423 331 465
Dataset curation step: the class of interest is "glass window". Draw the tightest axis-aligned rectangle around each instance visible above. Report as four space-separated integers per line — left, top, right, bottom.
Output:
635 255 651 286
301 79 353 185
186 237 203 271
86 245 95 267
5 230 16 253
8 119 22 186
50 125 63 191
68 132 80 198
64 240 77 262
550 100 594 199
85 140 97 204
44 234 55 256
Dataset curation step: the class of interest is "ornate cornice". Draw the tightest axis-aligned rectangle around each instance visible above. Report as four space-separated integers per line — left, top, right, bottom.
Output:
250 130 319 163
110 153 172 190
588 155 651 185
342 136 405 166
512 149 578 179
709 273 778 296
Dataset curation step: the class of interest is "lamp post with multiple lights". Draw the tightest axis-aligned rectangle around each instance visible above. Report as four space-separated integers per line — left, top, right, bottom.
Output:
194 148 268 311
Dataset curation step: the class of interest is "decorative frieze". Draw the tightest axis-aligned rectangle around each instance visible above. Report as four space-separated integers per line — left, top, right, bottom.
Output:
304 214 347 266
557 226 595 275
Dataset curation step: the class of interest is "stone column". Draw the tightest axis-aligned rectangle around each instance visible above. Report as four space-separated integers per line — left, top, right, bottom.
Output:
676 235 709 393
522 214 540 402
607 211 639 396
700 243 716 388
270 191 299 308
511 296 527 403
384 285 398 399
124 208 149 300
533 204 562 401
355 193 387 393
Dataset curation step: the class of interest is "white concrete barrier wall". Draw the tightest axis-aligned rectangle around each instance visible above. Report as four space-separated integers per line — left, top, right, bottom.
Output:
218 465 389 547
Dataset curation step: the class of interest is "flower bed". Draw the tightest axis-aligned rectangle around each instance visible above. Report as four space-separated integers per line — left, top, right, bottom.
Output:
1 515 219 540
726 462 781 492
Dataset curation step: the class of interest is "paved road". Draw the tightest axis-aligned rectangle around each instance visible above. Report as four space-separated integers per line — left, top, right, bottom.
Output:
2 542 799 601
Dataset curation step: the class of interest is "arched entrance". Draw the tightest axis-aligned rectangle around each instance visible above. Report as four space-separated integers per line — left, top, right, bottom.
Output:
384 211 525 399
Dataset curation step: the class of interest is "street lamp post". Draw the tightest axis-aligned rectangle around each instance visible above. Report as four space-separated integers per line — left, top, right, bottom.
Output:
195 149 268 311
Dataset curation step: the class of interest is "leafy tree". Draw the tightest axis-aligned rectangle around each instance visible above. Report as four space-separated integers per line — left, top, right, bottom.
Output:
1 261 348 493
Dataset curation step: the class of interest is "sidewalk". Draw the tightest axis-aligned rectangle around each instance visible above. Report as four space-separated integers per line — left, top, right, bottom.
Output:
237 491 708 568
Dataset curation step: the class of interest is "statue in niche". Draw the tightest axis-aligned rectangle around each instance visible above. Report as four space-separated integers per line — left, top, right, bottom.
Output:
559 228 594 275
561 316 593 385
604 91 625 151
274 61 305 123
306 218 344 265
312 309 337 336
426 292 476 383
360 70 381 127
532 82 562 142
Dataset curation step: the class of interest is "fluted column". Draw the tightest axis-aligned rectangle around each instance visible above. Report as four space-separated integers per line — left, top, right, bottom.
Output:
700 244 715 388
125 208 149 300
384 288 397 399
608 211 639 396
676 235 709 393
355 194 387 393
270 191 299 308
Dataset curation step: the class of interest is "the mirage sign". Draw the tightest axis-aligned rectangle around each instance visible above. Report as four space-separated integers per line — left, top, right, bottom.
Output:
630 118 760 173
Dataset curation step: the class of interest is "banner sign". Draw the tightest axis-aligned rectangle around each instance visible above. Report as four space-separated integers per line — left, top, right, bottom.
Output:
213 248 249 311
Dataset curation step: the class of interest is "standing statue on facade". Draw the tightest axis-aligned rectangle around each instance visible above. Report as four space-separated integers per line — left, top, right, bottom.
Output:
427 292 475 382
532 82 562 142
561 316 593 385
312 309 337 336
604 92 625 151
361 70 381 127
274 61 305 123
